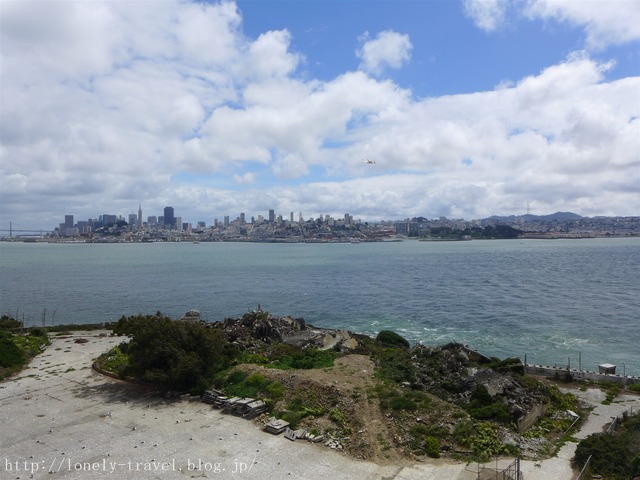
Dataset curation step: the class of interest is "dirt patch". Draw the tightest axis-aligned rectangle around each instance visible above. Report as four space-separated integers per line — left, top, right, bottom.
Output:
234 354 414 465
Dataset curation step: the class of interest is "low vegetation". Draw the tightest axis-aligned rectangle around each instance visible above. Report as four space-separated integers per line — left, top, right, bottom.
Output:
574 412 640 480
0 316 49 380
93 310 589 463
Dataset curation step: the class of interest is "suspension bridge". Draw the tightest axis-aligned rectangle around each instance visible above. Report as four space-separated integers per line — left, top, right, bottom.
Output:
0 222 53 237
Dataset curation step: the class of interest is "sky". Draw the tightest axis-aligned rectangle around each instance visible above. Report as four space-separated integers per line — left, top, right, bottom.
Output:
1 0 639 231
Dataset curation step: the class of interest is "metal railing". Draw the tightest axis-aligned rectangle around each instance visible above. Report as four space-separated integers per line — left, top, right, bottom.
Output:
574 454 592 480
476 457 523 480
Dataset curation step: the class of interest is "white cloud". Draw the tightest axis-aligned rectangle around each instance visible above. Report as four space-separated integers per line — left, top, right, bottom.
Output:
0 1 638 228
464 0 640 50
233 172 257 184
356 30 413 76
174 1 243 66
463 0 509 32
524 0 640 49
245 30 302 79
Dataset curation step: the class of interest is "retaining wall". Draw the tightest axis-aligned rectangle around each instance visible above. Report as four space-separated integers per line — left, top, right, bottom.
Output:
525 365 640 386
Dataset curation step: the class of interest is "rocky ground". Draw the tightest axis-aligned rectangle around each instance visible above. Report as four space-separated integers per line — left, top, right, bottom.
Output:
3 330 640 480
210 310 592 464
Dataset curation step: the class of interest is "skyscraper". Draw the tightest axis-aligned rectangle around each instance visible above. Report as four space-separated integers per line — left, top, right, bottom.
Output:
138 204 143 228
164 206 175 230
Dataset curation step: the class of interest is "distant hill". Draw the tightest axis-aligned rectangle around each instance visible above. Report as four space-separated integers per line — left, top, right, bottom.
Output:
488 212 583 223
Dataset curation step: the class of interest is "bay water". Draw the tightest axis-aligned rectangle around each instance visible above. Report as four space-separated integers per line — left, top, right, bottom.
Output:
1 238 638 375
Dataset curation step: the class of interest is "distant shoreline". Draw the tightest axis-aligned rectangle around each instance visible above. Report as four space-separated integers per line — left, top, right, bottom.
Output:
3 233 639 243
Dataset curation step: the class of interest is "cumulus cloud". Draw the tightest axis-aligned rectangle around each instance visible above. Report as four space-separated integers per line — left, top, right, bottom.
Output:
524 0 640 49
463 0 509 32
0 0 638 228
356 30 413 76
465 0 640 50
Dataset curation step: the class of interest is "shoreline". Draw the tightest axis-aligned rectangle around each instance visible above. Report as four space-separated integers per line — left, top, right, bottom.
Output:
3 331 640 479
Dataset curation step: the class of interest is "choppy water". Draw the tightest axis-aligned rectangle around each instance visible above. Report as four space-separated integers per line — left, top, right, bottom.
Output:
1 238 638 375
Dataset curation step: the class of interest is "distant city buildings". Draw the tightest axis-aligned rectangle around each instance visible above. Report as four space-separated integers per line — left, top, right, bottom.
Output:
163 206 175 230
35 206 640 242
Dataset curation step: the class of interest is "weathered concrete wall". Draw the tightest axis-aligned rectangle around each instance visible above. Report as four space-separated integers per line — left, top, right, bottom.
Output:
517 402 547 432
525 365 640 386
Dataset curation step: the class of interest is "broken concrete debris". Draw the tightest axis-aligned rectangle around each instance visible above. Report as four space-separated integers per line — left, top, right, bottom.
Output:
264 418 290 435
202 390 268 418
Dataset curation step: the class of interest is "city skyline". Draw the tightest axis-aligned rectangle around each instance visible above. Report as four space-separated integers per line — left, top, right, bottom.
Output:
4 202 640 237
52 204 363 234
31 205 640 237
1 1 639 230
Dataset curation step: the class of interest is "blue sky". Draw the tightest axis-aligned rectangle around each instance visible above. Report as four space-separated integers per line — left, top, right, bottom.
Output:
1 0 639 229
237 0 639 95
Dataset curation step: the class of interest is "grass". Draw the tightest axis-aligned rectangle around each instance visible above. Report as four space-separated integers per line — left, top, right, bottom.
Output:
267 348 336 370
0 330 49 380
94 345 129 375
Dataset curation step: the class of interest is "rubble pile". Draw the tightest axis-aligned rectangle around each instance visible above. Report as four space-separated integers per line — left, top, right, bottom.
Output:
212 307 360 352
412 343 547 427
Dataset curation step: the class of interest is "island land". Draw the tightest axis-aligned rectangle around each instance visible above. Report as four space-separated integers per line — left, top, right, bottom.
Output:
2 330 640 479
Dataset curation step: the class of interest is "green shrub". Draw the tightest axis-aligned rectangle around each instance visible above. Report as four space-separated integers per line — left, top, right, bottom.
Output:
245 373 270 389
466 385 511 422
95 346 129 375
113 313 239 392
265 381 285 400
574 413 640 479
628 383 640 393
574 433 630 479
453 420 475 447
0 315 22 331
390 395 417 411
11 334 49 358
600 381 622 404
240 353 269 365
225 370 248 385
329 408 347 426
468 421 511 461
375 347 415 383
425 436 441 458
0 337 24 368
29 327 47 337
488 357 524 375
375 330 410 348
268 348 335 370
410 423 448 439
223 371 264 398
279 411 301 430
